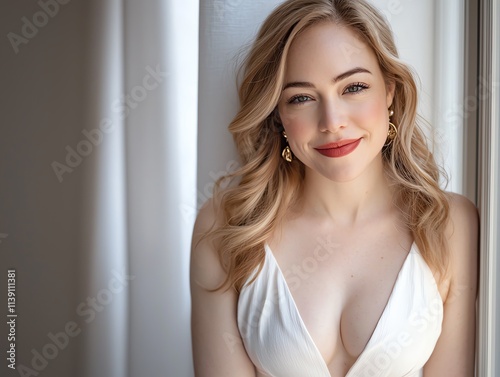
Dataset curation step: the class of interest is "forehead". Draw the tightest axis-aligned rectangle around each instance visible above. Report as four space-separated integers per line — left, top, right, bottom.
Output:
285 21 381 79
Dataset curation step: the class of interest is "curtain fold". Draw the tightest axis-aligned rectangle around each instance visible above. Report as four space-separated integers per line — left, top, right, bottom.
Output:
79 1 128 376
71 0 198 375
124 0 197 376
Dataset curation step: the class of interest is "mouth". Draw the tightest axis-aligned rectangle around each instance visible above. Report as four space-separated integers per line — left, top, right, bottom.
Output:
314 138 362 158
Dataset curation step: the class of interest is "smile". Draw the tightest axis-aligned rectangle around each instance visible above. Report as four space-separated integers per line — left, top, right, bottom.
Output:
314 138 362 158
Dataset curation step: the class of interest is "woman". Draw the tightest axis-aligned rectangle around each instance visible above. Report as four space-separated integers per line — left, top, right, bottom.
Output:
190 1 478 376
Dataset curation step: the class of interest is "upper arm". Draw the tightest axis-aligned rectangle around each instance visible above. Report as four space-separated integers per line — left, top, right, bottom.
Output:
424 193 479 376
190 198 256 377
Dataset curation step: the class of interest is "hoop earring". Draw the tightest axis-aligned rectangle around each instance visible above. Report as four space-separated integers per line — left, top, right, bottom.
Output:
384 109 397 147
281 131 293 162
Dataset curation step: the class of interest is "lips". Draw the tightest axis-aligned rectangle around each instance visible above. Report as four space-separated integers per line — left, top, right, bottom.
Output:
314 138 362 158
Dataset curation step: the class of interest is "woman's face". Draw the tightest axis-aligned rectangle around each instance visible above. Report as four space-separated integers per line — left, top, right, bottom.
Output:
278 22 395 183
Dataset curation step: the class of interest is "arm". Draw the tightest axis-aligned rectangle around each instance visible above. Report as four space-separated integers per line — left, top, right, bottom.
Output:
423 193 479 377
190 198 257 377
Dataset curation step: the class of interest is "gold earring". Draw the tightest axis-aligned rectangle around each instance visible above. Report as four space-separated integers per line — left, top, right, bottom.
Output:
384 110 397 147
281 131 293 162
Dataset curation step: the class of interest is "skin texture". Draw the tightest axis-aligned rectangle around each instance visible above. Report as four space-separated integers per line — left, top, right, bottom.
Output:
190 21 478 377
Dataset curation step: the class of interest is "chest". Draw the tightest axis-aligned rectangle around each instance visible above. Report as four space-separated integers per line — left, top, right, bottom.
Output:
237 237 444 377
268 230 414 371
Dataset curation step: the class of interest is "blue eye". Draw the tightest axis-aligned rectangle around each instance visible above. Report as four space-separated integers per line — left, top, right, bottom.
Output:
344 82 369 94
288 95 312 104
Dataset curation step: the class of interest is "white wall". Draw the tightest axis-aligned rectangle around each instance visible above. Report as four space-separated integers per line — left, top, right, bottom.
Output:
369 0 435 122
373 0 465 193
197 0 285 203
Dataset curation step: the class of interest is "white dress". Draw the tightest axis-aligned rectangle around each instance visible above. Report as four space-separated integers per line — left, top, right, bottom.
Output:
237 242 443 377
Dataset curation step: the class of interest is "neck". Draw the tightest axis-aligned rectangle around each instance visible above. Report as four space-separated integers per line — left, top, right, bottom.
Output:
298 155 393 226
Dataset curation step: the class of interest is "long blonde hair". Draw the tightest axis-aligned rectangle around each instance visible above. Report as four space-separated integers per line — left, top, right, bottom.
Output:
205 0 450 292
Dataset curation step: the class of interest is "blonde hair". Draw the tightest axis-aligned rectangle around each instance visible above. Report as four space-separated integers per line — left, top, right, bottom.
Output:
205 0 450 292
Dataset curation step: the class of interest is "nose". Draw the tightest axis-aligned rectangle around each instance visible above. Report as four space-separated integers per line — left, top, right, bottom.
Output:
318 99 347 133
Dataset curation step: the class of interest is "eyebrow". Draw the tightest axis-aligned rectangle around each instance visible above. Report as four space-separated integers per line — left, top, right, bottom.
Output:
282 67 372 90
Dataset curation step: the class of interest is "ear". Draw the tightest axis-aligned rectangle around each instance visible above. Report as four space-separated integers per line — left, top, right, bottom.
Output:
385 80 396 108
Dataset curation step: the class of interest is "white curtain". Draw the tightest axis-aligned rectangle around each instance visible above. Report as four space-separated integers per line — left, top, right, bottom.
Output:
123 1 197 376
81 0 198 375
78 0 197 375
1 0 196 376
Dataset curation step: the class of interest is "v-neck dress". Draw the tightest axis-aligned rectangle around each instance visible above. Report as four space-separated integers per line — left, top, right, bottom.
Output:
237 242 443 377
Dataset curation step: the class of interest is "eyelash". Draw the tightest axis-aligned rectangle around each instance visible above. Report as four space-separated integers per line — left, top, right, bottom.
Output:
345 82 370 94
286 82 370 104
287 95 312 104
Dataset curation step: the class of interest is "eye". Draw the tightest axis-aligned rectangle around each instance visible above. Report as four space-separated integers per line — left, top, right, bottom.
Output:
287 95 313 105
344 82 369 94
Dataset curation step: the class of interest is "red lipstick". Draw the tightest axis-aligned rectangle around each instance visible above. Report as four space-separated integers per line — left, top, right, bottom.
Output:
314 138 362 158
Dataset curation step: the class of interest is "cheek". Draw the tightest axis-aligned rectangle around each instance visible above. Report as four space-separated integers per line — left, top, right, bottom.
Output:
351 100 386 124
350 99 389 142
280 111 315 142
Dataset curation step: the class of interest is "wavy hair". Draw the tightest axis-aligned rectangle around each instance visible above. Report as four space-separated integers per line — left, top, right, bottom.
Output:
205 0 450 292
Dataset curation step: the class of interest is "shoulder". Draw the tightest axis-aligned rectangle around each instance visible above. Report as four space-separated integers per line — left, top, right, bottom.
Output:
446 192 478 237
192 196 220 244
445 192 479 259
443 192 478 301
190 195 227 291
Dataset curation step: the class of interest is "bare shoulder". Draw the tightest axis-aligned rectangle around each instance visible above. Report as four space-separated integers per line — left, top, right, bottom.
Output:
444 192 479 298
190 195 226 290
192 196 220 248
446 192 479 237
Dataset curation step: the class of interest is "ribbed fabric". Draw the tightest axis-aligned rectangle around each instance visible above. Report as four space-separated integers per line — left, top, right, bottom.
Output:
237 243 443 377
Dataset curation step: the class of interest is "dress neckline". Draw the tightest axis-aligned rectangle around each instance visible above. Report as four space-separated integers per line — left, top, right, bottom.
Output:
263 241 417 376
